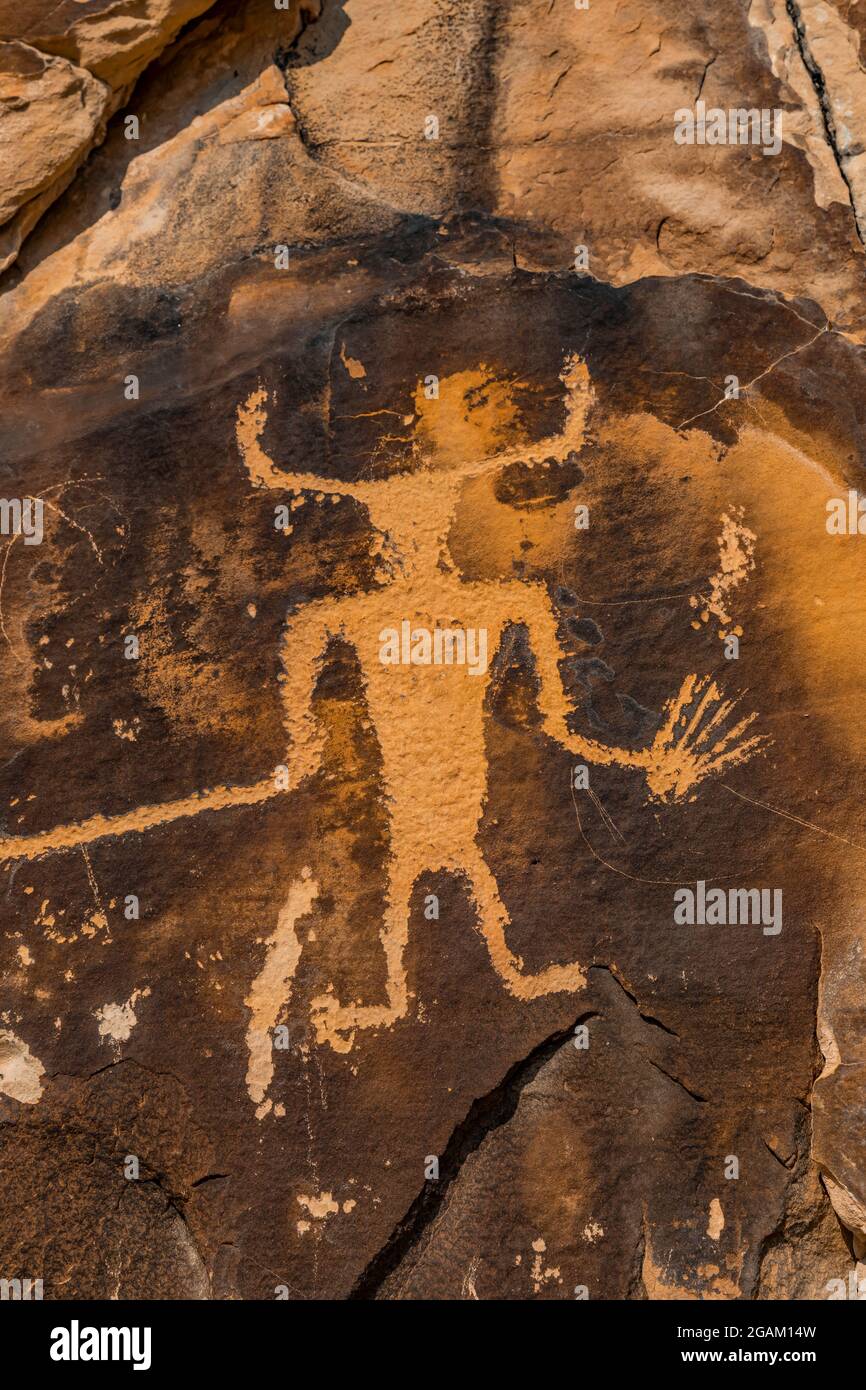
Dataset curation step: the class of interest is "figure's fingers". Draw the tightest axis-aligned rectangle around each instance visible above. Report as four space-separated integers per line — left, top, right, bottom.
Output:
689 695 740 749
679 678 725 743
727 730 769 761
702 729 768 775
707 711 761 757
655 672 701 743
656 673 729 750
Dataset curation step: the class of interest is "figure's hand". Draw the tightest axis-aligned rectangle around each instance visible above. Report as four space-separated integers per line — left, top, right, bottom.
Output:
638 674 767 803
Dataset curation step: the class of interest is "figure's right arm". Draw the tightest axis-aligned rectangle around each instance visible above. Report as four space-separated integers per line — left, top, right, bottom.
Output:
0 603 334 864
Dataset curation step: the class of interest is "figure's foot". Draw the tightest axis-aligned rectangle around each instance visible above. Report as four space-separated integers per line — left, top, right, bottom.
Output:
310 991 406 1053
464 859 587 1001
640 674 768 803
499 959 586 1000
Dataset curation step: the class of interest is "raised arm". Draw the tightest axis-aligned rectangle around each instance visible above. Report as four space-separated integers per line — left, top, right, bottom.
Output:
236 387 374 502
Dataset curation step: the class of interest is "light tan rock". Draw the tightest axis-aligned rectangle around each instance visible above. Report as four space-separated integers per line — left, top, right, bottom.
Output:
748 0 849 215
0 40 110 272
0 1 226 270
0 40 110 229
794 0 866 241
3 0 866 330
0 0 218 91
281 0 865 327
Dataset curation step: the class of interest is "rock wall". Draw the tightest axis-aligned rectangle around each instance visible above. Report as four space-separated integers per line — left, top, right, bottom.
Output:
0 0 864 1301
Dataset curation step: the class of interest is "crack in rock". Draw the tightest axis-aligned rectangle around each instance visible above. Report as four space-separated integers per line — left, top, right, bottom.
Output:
786 0 866 246
348 1008 599 1299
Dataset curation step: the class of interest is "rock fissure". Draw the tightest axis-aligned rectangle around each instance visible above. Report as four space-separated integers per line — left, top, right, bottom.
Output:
348 1009 600 1299
786 0 866 245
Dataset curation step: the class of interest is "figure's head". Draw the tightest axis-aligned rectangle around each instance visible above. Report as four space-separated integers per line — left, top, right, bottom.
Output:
237 353 593 498
235 275 603 583
236 276 596 502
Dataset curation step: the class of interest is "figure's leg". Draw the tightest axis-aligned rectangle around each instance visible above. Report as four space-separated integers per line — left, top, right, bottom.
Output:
463 850 586 999
310 854 416 1051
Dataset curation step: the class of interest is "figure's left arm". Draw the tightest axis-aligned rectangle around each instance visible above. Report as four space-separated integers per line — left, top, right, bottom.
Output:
505 582 640 771
511 582 767 801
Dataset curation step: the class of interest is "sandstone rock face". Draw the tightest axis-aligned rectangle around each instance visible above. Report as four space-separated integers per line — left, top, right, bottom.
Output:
0 0 239 272
0 40 110 272
0 0 222 88
0 0 865 1304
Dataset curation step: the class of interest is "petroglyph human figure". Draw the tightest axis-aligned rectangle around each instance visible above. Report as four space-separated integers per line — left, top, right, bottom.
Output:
1 358 764 1052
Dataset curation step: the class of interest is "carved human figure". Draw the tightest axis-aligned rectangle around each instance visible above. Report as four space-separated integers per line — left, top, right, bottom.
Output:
0 355 764 1051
